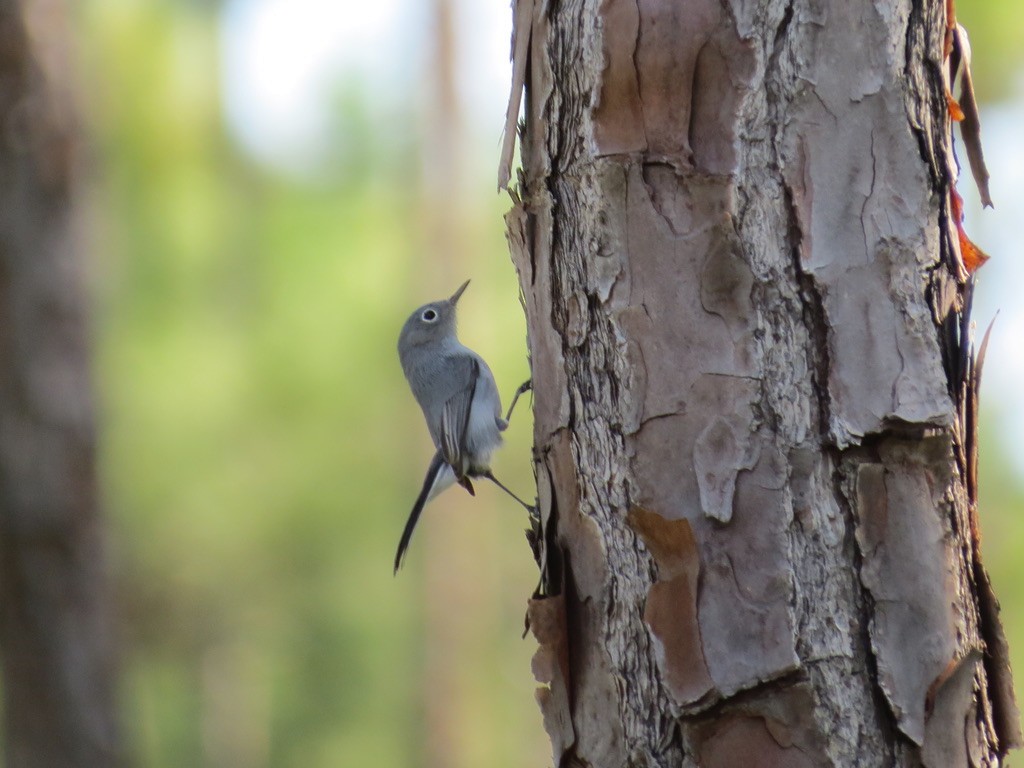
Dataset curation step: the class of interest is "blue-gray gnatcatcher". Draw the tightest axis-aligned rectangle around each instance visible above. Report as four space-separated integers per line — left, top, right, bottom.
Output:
394 280 533 573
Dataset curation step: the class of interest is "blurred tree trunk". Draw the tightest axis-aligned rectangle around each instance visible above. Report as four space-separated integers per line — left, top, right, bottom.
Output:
417 2 479 768
503 0 1022 765
0 3 121 767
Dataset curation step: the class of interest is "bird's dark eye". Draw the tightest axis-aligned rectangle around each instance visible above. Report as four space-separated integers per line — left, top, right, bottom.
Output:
421 309 438 322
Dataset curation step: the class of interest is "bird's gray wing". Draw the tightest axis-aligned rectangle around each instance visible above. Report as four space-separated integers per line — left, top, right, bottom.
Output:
438 355 480 473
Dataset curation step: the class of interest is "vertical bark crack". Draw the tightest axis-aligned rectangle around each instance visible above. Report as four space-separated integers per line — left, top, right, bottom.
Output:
782 181 830 445
859 130 876 265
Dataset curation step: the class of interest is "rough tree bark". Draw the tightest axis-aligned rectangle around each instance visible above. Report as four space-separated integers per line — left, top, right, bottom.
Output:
0 3 121 767
501 0 1021 765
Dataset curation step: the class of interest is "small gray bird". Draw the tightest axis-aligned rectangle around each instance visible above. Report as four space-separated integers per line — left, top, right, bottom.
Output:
395 280 531 573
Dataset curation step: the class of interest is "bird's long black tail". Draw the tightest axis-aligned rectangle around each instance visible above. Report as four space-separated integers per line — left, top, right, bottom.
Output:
394 451 445 574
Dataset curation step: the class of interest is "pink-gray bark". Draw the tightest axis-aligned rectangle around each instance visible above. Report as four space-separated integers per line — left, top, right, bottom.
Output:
0 3 121 766
503 0 1021 765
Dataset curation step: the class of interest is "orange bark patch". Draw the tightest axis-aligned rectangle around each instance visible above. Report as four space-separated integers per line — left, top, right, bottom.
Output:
950 186 990 274
627 507 714 705
946 91 965 122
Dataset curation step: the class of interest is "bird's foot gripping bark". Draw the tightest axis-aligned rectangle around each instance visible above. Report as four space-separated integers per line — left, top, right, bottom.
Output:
504 379 533 424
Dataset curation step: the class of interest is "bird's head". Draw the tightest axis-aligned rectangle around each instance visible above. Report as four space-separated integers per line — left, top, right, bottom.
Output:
397 279 469 353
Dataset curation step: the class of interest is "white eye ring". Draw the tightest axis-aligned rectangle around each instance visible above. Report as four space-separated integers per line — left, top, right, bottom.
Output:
421 308 438 322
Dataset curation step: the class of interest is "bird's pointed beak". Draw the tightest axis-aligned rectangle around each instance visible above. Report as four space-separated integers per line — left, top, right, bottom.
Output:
449 279 471 305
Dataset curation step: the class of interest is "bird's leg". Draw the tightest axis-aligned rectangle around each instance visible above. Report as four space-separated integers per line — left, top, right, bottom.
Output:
481 470 535 512
458 476 475 496
504 379 533 424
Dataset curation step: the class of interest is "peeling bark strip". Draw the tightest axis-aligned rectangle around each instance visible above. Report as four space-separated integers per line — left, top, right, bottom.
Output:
504 0 1019 766
0 3 121 767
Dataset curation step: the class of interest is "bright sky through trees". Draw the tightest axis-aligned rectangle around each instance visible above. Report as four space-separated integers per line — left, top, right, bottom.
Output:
220 0 513 173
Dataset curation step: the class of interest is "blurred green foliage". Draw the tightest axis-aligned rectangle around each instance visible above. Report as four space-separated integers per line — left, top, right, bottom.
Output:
73 0 1024 766
958 0 1024 102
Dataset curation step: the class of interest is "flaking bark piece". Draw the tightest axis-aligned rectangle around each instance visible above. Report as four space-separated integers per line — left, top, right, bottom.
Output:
627 507 715 706
975 565 1024 752
963 315 1020 751
498 0 534 190
855 447 959 746
922 651 980 768
697 439 799 696
592 0 646 155
687 683 829 766
528 595 575 765
946 92 965 122
967 314 996 505
695 716 816 768
693 415 758 524
953 23 992 208
506 195 570 437
949 186 990 275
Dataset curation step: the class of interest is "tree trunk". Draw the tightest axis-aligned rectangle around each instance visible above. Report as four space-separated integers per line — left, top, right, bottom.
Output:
502 0 1022 765
0 3 121 766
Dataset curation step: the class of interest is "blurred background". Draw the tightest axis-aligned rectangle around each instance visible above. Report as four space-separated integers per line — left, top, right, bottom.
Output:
38 0 1024 765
